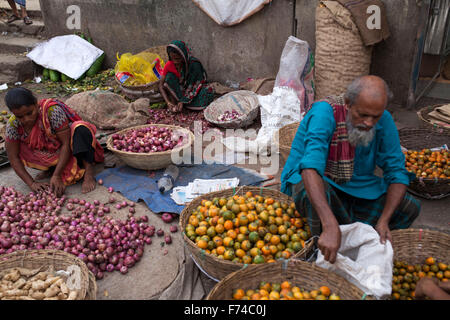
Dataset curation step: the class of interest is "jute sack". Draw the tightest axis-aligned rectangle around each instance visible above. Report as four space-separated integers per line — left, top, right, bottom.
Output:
65 90 150 130
314 1 372 100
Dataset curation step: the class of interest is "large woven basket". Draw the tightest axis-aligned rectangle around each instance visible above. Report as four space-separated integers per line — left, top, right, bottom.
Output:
391 229 449 266
273 122 300 163
417 104 450 133
0 249 95 300
398 127 450 200
204 90 260 129
116 45 168 100
206 259 372 300
180 186 311 282
106 124 194 171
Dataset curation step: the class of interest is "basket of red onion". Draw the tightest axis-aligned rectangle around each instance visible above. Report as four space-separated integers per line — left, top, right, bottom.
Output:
106 124 194 170
204 90 260 129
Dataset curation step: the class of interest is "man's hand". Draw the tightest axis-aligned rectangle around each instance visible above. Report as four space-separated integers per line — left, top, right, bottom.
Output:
375 220 392 244
30 181 49 193
176 102 183 112
50 175 65 197
414 277 449 300
318 224 341 264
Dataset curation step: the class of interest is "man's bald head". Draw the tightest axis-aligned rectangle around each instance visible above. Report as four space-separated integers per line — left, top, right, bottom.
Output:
344 75 393 110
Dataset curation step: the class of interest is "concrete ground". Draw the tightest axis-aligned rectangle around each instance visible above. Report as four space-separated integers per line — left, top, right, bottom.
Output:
0 82 449 300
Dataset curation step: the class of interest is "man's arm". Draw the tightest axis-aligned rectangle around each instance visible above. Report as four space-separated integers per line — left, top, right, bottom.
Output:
375 183 407 244
301 168 341 264
375 112 414 243
415 278 450 300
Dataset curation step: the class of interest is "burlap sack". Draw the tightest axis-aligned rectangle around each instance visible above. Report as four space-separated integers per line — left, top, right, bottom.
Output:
65 90 150 130
314 1 373 100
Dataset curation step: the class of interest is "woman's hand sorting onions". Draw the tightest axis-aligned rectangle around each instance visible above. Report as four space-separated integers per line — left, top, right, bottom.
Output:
111 126 183 153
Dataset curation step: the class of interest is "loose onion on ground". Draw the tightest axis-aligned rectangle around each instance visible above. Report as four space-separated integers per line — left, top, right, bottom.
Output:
0 186 174 280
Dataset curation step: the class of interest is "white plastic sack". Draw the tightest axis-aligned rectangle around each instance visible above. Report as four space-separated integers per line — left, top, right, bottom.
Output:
192 0 271 26
275 36 315 113
315 222 393 299
27 35 104 80
222 86 303 155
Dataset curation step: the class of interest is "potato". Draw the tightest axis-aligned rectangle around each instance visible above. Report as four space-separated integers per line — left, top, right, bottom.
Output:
17 267 43 278
30 272 47 282
23 282 32 291
31 280 46 291
57 292 67 300
30 291 45 300
45 276 60 288
60 282 69 295
16 296 35 300
4 269 20 282
44 286 59 298
13 278 26 289
67 291 78 300
52 278 64 288
4 289 28 296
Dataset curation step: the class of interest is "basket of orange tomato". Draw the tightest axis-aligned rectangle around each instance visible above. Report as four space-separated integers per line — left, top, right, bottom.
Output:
399 128 450 200
179 186 314 281
390 229 450 300
206 259 372 300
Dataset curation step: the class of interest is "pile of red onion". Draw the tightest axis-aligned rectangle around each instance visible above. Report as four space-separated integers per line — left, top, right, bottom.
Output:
0 186 172 280
146 109 212 134
111 126 183 153
217 109 242 122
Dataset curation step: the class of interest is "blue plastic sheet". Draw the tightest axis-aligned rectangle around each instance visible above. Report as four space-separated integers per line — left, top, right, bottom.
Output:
95 164 268 214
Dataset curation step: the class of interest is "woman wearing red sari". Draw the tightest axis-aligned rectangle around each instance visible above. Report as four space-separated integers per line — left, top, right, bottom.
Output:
4 88 104 196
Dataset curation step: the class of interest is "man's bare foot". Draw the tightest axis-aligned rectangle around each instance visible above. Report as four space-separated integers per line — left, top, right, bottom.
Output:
81 175 96 194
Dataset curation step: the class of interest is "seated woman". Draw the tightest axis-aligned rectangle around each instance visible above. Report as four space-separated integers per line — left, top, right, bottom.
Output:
159 40 215 113
4 87 104 196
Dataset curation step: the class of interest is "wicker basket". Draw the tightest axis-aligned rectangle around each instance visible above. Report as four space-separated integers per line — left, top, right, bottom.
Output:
204 90 260 129
85 271 98 300
115 45 168 100
391 229 449 266
106 124 194 171
0 249 94 300
180 186 312 282
417 104 450 133
273 122 300 163
206 259 372 300
398 127 450 200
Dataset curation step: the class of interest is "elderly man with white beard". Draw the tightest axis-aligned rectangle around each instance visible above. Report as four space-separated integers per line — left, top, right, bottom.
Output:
280 75 420 264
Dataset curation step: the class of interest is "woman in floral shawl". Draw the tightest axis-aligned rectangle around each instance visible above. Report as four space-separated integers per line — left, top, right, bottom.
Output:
4 88 104 196
159 40 215 112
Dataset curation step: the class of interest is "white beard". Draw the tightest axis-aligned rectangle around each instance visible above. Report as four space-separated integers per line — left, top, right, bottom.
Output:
346 114 375 147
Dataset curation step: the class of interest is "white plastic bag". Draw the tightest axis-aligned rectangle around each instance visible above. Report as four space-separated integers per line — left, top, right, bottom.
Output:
192 0 271 26
274 36 315 113
27 35 104 80
255 86 303 153
315 222 393 299
221 87 302 155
